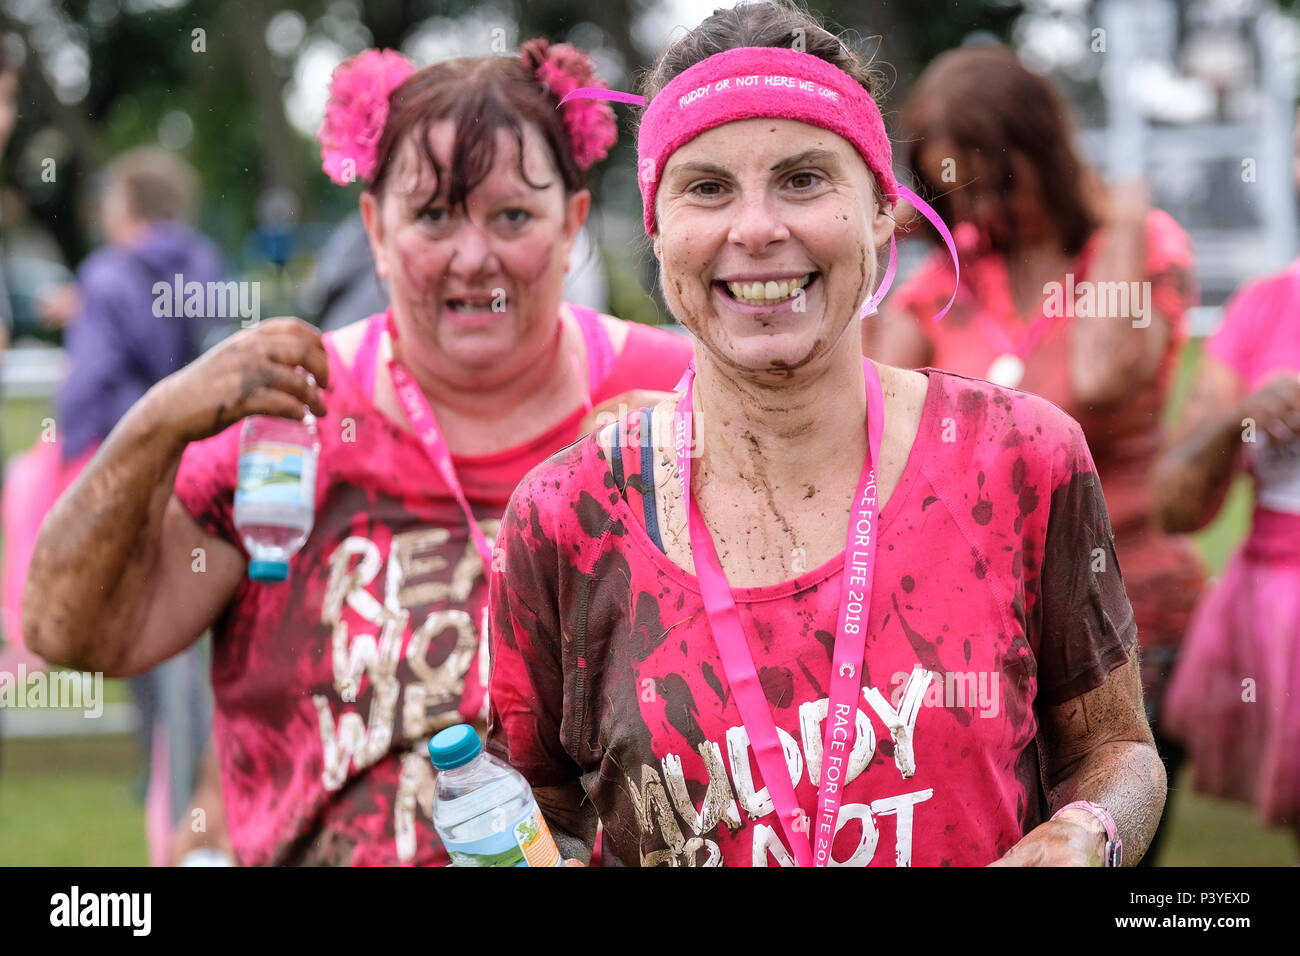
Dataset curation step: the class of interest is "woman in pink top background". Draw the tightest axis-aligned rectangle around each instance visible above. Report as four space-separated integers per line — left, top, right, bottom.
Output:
865 45 1203 864
488 2 1165 867
1153 115 1300 850
22 39 691 865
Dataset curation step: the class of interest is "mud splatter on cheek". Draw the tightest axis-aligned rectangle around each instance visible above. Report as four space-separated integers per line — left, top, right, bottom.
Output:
393 231 447 301
511 233 559 287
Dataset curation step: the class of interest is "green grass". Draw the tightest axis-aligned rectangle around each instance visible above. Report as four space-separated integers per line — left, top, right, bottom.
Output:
1160 767 1297 865
0 338 1293 865
0 735 147 866
2 396 53 460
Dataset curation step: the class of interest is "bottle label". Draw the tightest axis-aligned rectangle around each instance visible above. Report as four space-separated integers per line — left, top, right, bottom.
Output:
235 442 317 509
442 801 562 868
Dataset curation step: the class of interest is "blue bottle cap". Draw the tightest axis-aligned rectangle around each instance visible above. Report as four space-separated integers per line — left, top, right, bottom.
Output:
428 724 483 770
248 559 289 582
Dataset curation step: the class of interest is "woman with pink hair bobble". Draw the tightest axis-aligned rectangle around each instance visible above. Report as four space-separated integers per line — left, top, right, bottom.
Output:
23 39 691 866
486 1 1166 867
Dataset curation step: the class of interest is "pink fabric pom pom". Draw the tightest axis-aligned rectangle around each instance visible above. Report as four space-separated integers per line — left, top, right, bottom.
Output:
318 49 416 185
529 42 618 170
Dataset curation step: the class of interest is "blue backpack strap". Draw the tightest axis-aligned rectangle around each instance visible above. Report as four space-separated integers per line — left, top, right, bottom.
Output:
640 407 664 552
610 420 626 492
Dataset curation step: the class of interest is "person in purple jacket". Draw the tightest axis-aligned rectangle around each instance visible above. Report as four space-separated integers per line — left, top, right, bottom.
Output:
56 146 223 463
53 145 225 864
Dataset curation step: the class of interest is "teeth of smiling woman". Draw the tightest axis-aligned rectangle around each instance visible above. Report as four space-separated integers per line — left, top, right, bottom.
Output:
725 274 811 305
448 300 495 313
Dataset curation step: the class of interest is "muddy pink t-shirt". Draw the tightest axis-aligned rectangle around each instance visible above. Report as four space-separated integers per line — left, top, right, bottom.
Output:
487 368 1138 866
173 317 693 866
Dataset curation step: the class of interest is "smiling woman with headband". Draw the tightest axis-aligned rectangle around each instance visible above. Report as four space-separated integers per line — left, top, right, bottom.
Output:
485 1 1166 868
23 38 691 866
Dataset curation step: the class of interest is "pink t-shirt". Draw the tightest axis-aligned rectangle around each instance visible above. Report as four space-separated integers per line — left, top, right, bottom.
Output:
1207 259 1300 389
174 315 693 866
487 368 1138 866
1206 260 1300 523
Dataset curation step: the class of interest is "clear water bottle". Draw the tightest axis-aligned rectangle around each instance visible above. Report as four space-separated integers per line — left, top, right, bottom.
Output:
429 724 562 867
233 410 319 583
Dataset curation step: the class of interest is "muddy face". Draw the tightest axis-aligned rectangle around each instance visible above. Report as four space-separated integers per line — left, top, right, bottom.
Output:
363 120 586 385
652 118 894 383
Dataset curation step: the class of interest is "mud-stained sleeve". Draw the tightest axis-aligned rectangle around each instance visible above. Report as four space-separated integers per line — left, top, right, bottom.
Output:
485 479 578 790
173 423 244 550
1036 419 1139 705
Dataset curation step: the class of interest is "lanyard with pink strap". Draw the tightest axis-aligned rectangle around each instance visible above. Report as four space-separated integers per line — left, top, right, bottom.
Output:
977 243 1101 387
380 307 604 718
979 308 1059 388
382 305 605 566
673 357 885 866
385 309 497 569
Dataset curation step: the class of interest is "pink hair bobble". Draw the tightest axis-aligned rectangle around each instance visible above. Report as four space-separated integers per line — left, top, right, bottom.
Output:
318 49 416 186
522 38 619 170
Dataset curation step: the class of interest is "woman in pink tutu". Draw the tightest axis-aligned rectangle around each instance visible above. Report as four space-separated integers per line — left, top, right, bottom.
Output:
1154 232 1300 846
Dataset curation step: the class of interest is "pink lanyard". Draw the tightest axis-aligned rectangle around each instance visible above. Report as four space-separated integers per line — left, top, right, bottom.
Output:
673 358 885 866
383 310 494 568
981 251 1099 361
381 307 601 567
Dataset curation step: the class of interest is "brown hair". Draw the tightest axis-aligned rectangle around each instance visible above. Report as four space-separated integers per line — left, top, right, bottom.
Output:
639 1 886 199
901 44 1098 256
368 39 585 209
105 146 199 222
641 1 880 102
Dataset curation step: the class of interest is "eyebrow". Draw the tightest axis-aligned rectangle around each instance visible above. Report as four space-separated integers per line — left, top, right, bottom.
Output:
668 161 733 180
769 149 841 173
668 149 843 182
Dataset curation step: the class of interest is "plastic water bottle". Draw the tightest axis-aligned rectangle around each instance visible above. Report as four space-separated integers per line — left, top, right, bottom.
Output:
429 724 562 867
233 410 319 583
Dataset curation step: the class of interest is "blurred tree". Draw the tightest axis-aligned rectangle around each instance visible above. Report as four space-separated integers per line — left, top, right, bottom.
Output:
0 0 1024 274
810 0 1022 106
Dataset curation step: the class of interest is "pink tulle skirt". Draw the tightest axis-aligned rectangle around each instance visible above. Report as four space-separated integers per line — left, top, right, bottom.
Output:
1163 509 1300 829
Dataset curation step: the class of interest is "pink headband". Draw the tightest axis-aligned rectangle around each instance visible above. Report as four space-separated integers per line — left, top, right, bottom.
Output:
562 47 959 323
635 47 899 235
